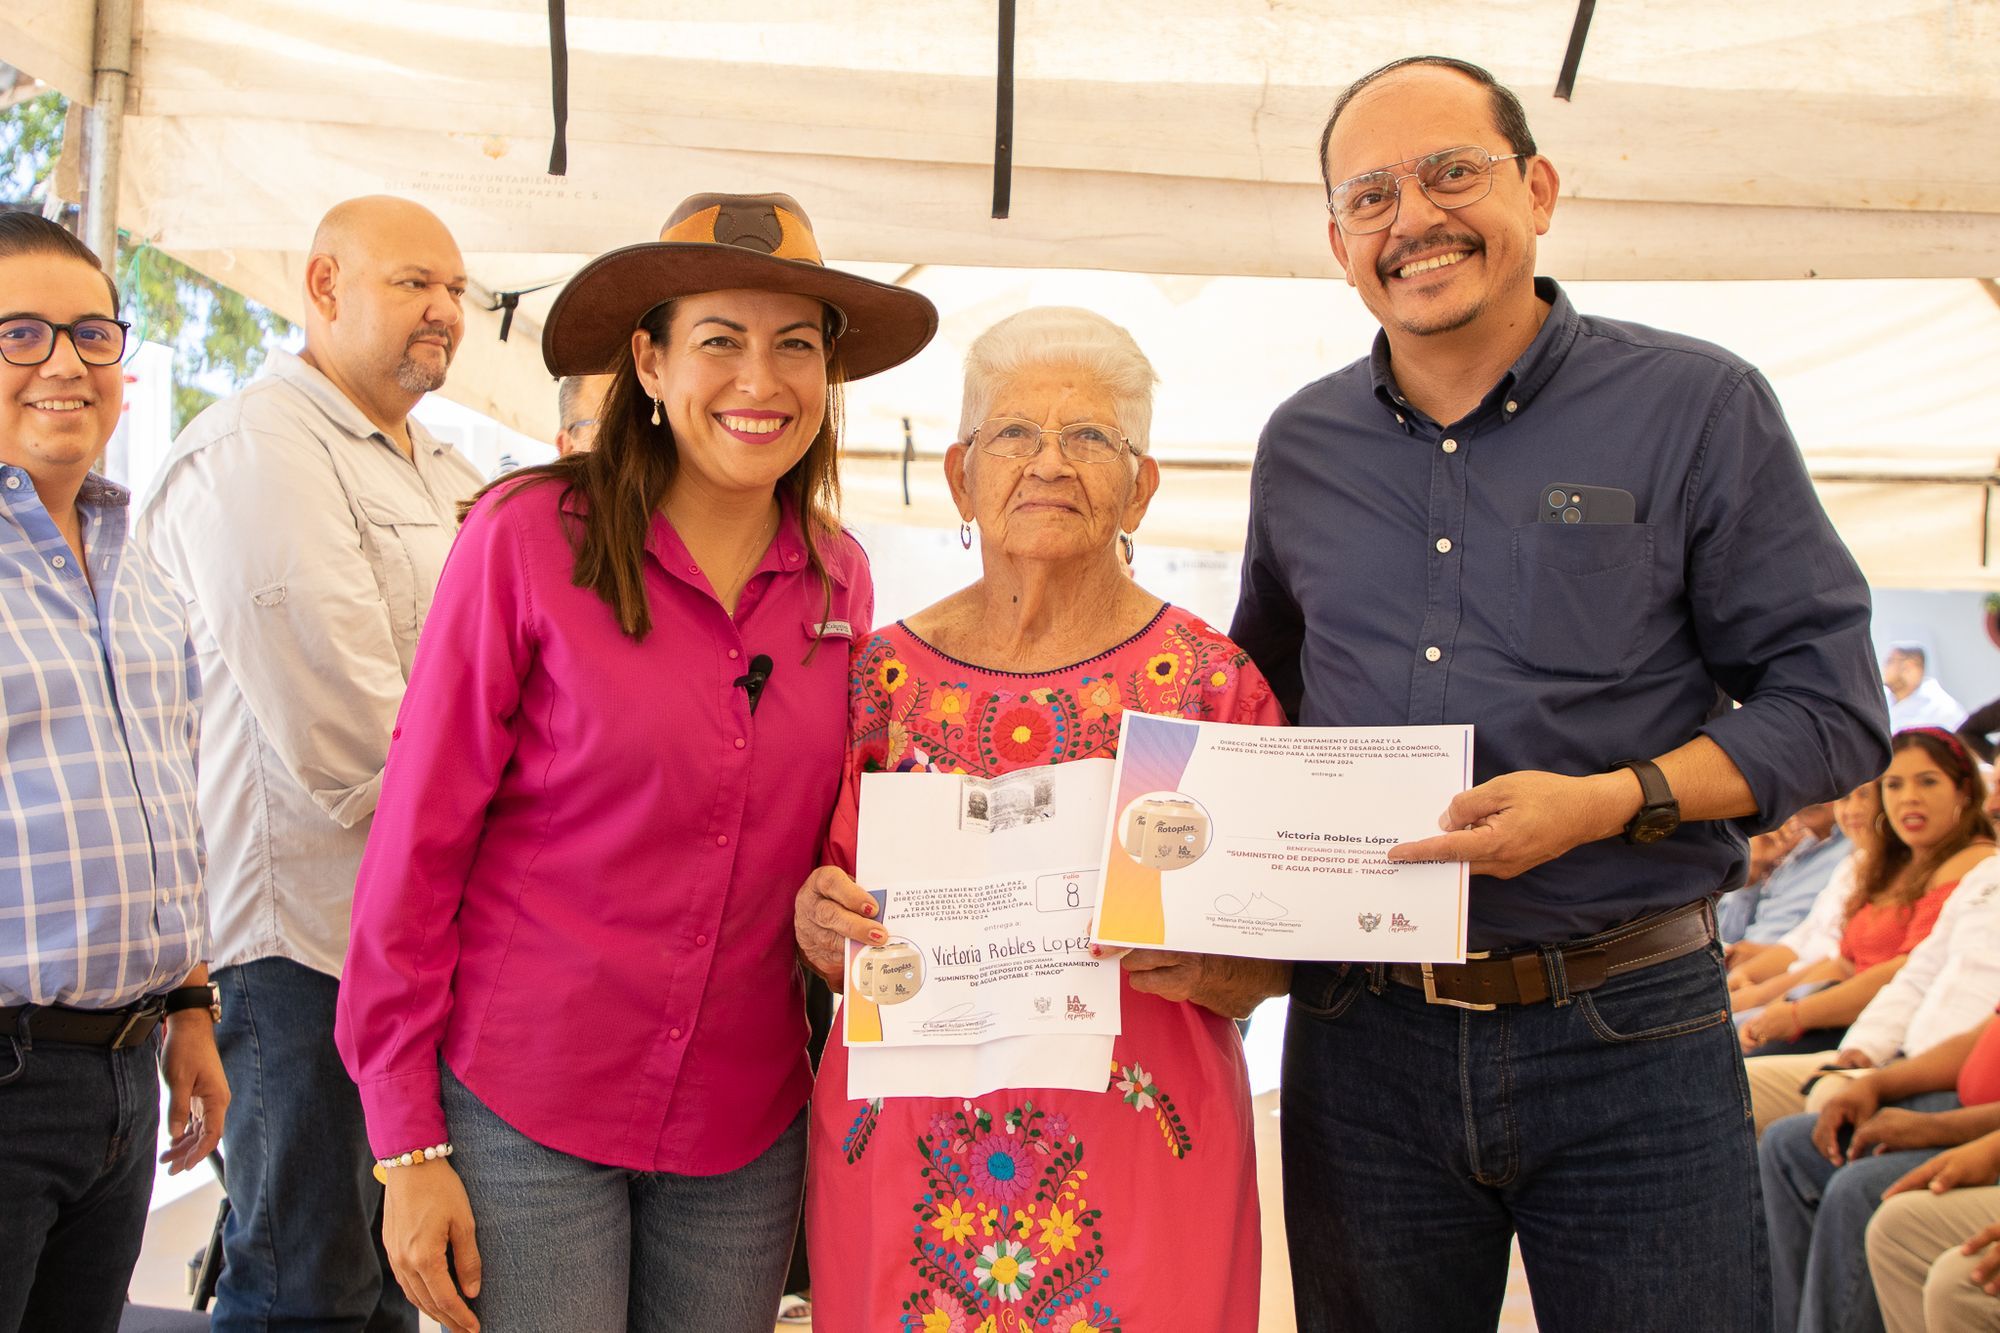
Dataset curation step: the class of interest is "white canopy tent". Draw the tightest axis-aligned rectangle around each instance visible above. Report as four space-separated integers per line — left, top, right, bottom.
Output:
3 0 1997 584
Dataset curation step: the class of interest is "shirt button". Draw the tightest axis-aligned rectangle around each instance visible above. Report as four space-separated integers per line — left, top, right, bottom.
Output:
734 737 746 749
3 476 17 489
687 564 700 575
1505 400 1519 414
1434 538 1452 554
1395 413 1406 424
669 1026 683 1041
727 648 740 660
1441 438 1459 454
51 555 66 568
1424 646 1442 662
716 834 729 847
695 934 708 947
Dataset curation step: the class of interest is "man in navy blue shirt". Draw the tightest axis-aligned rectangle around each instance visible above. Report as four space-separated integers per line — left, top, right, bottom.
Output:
1231 56 1889 1332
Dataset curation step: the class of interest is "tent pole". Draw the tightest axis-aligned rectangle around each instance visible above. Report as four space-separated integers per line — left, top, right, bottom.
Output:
84 0 135 268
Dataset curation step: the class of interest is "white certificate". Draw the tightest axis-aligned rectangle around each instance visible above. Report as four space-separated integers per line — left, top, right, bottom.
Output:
1089 712 1472 963
845 759 1122 1099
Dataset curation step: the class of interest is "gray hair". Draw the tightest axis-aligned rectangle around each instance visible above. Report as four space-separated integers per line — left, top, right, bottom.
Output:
958 307 1158 455
556 375 594 430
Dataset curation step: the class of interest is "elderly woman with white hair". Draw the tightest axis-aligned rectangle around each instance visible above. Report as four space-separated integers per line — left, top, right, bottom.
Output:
794 307 1287 1331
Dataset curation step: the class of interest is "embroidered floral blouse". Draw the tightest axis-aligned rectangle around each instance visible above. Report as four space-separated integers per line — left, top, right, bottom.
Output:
807 604 1283 1333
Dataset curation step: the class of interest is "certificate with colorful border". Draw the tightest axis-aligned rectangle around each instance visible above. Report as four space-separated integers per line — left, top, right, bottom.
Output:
1091 713 1472 962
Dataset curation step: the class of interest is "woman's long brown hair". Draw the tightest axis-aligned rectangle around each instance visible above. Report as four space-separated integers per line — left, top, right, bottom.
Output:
1848 728 1995 915
463 299 846 640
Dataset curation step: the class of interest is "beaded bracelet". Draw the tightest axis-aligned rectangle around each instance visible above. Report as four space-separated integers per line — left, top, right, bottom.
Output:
376 1141 453 1172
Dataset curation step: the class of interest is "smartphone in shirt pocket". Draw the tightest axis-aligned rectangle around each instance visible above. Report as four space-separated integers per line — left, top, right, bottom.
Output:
1509 481 1652 679
1537 483 1637 525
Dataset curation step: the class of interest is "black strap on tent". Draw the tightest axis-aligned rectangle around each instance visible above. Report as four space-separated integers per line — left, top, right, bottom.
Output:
992 0 1015 218
1554 0 1596 101
547 0 570 175
488 279 563 342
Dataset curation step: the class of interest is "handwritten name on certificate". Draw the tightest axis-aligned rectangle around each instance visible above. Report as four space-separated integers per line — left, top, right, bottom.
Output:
1090 713 1473 963
844 759 1122 1053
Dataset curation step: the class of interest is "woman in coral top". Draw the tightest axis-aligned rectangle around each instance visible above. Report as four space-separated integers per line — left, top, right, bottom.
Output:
793 308 1287 1332
1742 728 1995 1058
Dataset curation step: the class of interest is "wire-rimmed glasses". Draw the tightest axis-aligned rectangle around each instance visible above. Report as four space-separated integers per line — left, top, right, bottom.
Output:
969 417 1135 464
1327 146 1524 235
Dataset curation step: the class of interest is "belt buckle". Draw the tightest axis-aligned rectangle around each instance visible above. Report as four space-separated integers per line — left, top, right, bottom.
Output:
1420 952 1497 1011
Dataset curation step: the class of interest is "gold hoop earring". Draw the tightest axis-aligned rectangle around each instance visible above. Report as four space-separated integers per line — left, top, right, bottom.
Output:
650 397 663 427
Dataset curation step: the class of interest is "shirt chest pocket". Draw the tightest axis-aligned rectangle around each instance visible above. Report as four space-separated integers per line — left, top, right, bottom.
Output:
355 496 450 651
1506 522 1657 680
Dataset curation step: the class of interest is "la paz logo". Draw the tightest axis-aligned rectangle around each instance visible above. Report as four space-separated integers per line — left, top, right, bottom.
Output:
1065 994 1096 1020
1357 912 1382 933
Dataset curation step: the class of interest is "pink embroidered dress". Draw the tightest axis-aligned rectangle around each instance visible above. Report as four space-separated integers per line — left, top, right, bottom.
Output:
807 604 1284 1333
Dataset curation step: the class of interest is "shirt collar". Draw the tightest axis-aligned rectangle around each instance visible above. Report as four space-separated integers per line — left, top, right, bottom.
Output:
0 465 130 510
262 348 449 458
78 473 131 509
1369 276 1582 427
553 487 853 593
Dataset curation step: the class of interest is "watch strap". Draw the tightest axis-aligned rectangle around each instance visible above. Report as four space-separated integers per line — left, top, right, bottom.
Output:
163 984 219 1017
1616 758 1681 844
1617 758 1673 810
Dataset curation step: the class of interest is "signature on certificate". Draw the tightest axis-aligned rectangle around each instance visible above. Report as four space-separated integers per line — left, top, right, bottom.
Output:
920 1001 999 1034
1212 892 1292 921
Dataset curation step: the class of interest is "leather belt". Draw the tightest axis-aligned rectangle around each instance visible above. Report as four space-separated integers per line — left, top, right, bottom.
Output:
1384 898 1716 1010
0 996 168 1049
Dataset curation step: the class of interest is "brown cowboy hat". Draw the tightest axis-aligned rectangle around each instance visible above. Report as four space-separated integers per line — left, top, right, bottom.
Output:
541 191 938 379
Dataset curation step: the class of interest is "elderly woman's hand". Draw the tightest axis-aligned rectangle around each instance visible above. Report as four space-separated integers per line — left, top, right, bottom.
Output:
794 865 883 987
1117 950 1291 1021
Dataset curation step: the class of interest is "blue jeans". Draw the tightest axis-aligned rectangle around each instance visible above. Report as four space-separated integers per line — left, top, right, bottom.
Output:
442 1066 806 1332
1282 941 1768 1332
211 958 417 1332
0 1032 158 1333
1760 1093 1960 1333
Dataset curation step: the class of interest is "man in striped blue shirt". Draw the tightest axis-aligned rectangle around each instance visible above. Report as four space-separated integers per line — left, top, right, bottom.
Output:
0 214 226 1333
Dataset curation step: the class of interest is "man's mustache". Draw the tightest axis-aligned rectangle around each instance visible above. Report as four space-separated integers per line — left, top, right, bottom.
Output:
405 325 455 351
1377 230 1483 279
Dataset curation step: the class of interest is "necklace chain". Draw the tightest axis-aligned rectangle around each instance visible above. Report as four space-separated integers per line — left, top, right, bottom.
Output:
669 501 780 605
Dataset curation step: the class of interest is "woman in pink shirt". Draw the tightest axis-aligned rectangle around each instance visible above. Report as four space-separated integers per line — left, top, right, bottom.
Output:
335 193 937 1333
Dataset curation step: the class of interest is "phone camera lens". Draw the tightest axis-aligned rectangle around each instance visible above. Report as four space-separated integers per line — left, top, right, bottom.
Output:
1547 489 1567 509
1561 506 1583 524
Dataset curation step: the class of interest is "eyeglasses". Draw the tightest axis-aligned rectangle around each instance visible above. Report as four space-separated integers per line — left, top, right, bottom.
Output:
0 317 132 367
564 417 597 434
1326 146 1524 235
969 417 1135 464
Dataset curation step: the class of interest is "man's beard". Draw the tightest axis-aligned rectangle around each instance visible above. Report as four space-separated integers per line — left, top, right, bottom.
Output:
395 327 453 392
394 355 447 392
1377 228 1489 338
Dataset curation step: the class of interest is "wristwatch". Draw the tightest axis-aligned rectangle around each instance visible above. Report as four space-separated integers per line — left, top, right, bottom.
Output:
1616 759 1681 845
164 983 222 1023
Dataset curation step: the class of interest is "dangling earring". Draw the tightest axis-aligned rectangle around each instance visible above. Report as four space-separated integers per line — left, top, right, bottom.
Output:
959 521 973 550
1119 532 1135 564
650 397 662 426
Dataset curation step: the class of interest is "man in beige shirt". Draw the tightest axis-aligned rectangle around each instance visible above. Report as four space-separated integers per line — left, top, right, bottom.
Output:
138 196 483 1332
